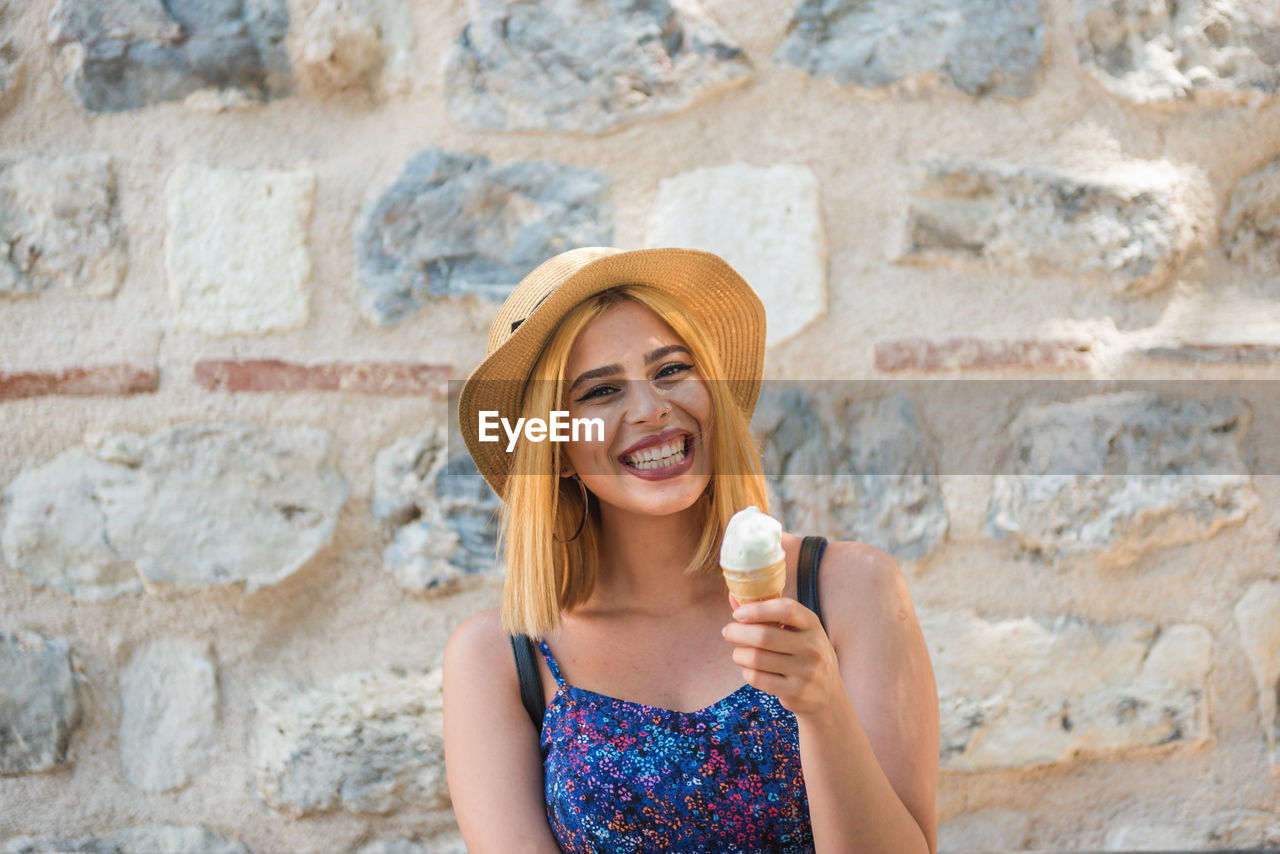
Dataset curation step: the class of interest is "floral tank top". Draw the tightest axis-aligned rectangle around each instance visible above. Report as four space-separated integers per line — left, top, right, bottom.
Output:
536 637 815 853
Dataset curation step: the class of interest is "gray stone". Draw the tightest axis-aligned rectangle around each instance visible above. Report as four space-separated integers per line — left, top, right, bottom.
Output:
1223 156 1280 273
48 0 292 112
1233 579 1280 769
986 392 1257 568
924 609 1211 771
0 153 127 298
1074 0 1280 106
0 630 80 776
373 429 502 594
1105 810 1280 850
356 147 611 324
119 639 218 792
1 423 349 599
755 389 948 561
3 825 247 854
777 0 1044 98
900 159 1190 294
254 668 447 815
443 0 752 133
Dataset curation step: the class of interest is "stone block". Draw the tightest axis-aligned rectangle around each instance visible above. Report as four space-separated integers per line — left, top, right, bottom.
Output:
1233 579 1280 769
645 163 827 347
1105 810 1280 850
1074 0 1280 106
1137 342 1280 364
755 389 947 561
986 392 1257 568
900 159 1191 294
165 164 314 336
0 153 126 297
924 610 1211 771
254 668 446 815
3 825 247 854
0 1 21 112
1223 156 1280 273
288 0 421 97
938 809 1033 852
373 429 502 594
874 337 1092 372
194 358 449 396
119 638 218 792
48 0 291 112
1 422 349 599
0 630 80 776
777 0 1044 97
0 364 158 399
443 0 751 133
356 148 610 324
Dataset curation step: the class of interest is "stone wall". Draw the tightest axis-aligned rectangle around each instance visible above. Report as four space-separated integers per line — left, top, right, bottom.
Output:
2 0 1279 851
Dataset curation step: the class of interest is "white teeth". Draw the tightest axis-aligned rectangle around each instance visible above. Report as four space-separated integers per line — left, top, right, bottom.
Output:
624 438 688 470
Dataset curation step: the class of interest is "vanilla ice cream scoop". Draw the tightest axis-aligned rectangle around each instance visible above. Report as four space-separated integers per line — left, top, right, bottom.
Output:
720 506 786 602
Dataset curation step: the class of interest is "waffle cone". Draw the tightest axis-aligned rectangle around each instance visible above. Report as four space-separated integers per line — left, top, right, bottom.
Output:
721 557 786 603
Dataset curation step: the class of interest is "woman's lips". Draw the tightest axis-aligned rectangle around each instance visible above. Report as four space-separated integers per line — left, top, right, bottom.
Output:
618 435 695 480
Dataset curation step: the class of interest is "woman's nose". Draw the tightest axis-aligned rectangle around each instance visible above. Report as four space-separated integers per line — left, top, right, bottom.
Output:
624 379 670 424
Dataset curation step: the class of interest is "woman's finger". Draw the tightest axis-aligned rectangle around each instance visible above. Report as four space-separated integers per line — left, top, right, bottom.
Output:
722 621 806 653
731 645 793 676
732 597 818 631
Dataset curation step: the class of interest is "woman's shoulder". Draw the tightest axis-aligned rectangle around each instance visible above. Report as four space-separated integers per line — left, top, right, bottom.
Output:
444 607 516 691
801 536 918 646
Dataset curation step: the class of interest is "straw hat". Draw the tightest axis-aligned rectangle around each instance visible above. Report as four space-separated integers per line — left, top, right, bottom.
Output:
458 246 766 498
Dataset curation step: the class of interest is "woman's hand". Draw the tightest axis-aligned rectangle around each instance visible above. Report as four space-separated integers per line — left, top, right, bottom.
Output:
722 594 843 721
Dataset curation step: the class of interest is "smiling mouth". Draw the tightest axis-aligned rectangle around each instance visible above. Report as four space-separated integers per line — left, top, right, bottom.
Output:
620 436 691 471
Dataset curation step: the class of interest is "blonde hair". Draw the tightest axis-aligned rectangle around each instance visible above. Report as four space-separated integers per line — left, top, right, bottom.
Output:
498 286 770 637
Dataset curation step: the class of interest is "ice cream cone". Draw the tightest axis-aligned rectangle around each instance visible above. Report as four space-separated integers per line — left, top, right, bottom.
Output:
722 557 786 603
720 506 786 603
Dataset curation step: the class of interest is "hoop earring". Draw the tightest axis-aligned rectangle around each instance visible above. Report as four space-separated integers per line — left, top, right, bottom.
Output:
553 475 588 543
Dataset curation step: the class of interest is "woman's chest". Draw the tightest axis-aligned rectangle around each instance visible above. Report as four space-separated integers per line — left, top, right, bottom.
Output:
543 619 744 713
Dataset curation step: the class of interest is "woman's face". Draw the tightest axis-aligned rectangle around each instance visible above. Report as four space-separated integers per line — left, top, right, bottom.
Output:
559 299 713 520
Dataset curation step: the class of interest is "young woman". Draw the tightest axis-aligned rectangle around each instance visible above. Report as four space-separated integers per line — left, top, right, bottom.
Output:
444 247 939 853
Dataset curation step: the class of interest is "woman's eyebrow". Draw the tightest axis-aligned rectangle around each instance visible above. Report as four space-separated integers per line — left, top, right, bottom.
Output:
568 345 693 391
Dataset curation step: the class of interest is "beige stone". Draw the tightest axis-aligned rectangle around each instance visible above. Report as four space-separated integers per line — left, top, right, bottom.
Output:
1 423 348 598
924 610 1211 771
1104 809 1280 850
288 0 422 97
119 639 218 793
646 163 827 347
1233 579 1280 769
254 668 447 815
0 153 126 297
165 164 314 336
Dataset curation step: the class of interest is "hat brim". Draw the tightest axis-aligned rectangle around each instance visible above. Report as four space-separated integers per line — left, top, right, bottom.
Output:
458 247 766 499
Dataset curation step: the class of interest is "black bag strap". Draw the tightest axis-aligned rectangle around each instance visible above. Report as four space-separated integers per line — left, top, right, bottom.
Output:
798 535 828 631
509 633 545 730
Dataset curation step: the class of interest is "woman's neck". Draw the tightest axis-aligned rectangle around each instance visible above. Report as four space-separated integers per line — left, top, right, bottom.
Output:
589 499 722 614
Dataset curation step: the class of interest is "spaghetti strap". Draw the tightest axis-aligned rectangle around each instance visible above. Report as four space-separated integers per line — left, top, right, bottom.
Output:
534 637 568 688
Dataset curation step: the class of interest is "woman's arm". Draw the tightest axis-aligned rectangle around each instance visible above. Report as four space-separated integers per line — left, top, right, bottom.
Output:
443 608 563 854
723 542 939 854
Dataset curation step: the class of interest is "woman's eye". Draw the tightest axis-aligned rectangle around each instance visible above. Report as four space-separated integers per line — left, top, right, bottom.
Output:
576 384 617 402
657 362 693 379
